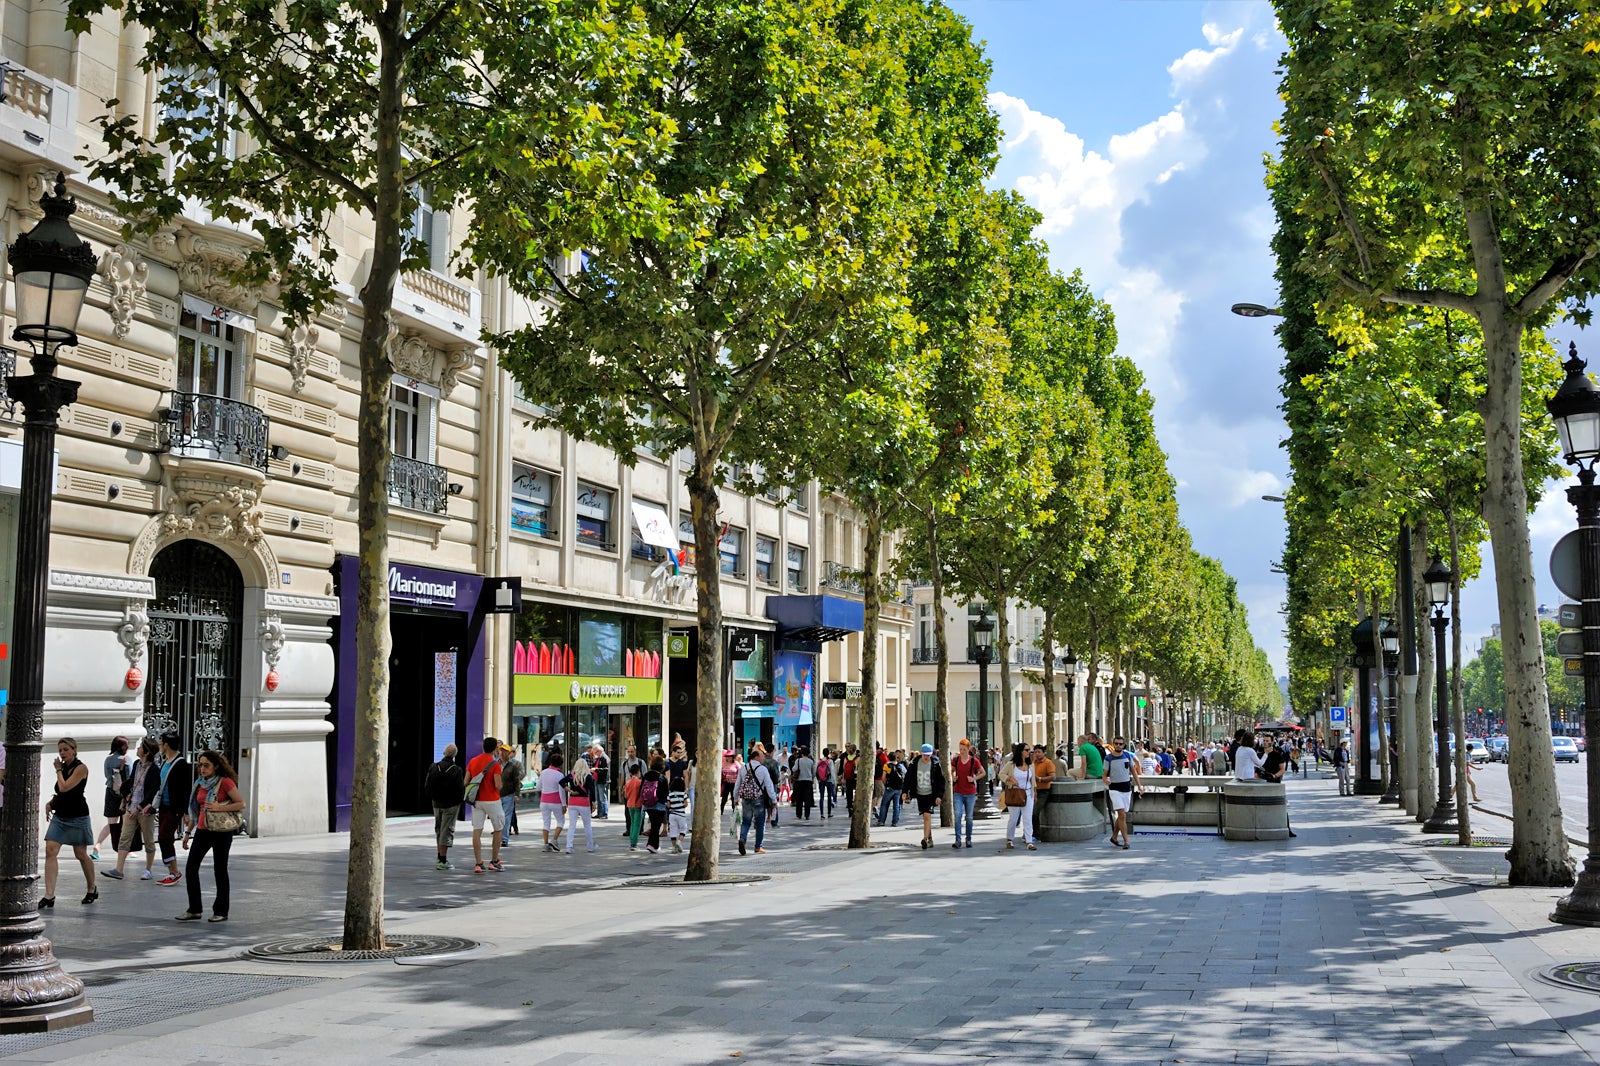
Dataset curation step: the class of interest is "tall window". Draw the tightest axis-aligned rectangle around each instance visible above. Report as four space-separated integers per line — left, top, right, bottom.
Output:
511 463 556 538
177 304 240 397
910 691 937 750
719 526 745 577
917 603 934 652
786 545 807 592
755 536 777 584
405 183 449 273
390 381 427 458
575 483 615 549
678 512 697 568
162 68 236 162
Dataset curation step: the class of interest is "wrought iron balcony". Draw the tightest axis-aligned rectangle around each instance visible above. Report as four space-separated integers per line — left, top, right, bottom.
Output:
1015 649 1044 667
821 560 863 596
388 453 450 514
159 392 271 470
911 647 940 664
0 346 14 420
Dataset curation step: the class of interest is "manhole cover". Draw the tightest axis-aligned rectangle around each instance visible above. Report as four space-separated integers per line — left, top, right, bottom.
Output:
620 874 772 887
1410 836 1512 848
1538 962 1600 994
803 841 917 851
247 934 477 962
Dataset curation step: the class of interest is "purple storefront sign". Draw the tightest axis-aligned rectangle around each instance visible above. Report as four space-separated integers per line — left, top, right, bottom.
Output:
330 555 488 831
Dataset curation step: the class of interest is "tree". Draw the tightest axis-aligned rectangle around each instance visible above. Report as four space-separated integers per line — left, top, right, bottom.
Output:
69 0 672 947
1271 0 1600 885
496 0 949 881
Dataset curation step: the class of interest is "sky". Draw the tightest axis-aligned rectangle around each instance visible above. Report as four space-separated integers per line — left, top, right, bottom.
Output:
951 0 1581 682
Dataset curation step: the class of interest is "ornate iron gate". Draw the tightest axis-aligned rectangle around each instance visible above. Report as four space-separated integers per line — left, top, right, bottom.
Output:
143 541 243 761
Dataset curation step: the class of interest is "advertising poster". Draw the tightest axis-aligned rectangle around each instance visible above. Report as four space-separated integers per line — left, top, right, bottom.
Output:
774 651 814 726
434 651 458 757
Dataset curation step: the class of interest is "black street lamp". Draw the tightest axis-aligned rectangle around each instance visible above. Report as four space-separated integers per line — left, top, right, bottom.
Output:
972 605 998 819
1350 618 1384 796
1062 647 1078 769
0 174 98 1032
1421 555 1458 834
1380 619 1402 804
1547 346 1600 925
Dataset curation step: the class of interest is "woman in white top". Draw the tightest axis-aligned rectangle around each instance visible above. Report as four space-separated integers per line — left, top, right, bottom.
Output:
537 753 567 852
1000 744 1037 851
1233 735 1265 781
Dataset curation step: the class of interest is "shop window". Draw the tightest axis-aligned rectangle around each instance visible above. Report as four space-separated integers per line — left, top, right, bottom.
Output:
720 526 745 577
576 483 615 550
678 511 697 569
965 690 997 746
511 463 557 538
754 535 777 584
786 544 807 592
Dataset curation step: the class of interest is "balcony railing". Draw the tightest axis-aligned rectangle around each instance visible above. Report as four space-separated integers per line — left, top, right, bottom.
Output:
0 346 14 420
389 454 450 514
159 392 271 470
821 560 863 596
1015 649 1044 667
911 647 940 664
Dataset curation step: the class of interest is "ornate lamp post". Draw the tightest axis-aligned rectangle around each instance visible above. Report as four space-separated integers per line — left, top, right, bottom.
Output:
1380 619 1402 804
1062 647 1078 769
1546 346 1600 925
1350 618 1380 795
0 174 99 1032
1421 556 1458 834
972 605 998 819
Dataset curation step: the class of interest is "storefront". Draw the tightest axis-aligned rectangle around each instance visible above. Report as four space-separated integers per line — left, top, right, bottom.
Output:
510 600 666 802
728 626 773 753
329 556 493 829
765 594 863 754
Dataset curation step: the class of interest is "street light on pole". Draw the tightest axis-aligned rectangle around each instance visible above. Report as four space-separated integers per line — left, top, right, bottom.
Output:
1420 555 1458 834
1546 345 1600 925
972 605 999 820
1063 647 1078 769
0 173 98 1033
1380 619 1402 805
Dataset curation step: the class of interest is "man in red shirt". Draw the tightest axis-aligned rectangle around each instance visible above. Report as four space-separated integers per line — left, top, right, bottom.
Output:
466 737 505 873
950 738 985 849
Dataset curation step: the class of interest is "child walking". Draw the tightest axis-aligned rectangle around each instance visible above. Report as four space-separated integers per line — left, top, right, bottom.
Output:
624 764 645 850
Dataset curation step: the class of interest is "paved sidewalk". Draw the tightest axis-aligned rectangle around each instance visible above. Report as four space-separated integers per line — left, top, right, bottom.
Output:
8 780 1600 1064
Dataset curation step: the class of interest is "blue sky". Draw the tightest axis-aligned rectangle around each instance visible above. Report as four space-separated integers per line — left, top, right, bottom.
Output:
953 0 1570 681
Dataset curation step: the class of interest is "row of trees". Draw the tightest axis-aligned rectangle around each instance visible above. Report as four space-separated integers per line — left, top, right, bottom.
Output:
70 0 1276 939
1269 0 1600 884
1461 622 1584 726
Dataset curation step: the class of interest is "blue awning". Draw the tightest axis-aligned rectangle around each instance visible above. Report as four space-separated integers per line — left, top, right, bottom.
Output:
738 704 779 719
764 595 865 643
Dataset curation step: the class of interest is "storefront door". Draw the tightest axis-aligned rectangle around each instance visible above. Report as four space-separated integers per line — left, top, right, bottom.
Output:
143 540 243 762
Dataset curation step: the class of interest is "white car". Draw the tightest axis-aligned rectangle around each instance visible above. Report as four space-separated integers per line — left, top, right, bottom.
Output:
1554 736 1581 764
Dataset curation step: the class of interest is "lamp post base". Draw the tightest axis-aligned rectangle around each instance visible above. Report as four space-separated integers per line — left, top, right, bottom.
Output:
0 921 93 1033
1354 779 1384 796
1420 802 1458 835
973 789 1001 820
1552 863 1600 926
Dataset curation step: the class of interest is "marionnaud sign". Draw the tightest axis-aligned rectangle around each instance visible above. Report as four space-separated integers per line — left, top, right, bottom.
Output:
389 566 459 607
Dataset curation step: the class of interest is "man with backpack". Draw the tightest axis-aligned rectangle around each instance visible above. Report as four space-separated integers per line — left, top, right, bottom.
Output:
425 744 466 870
816 747 835 818
1103 736 1142 850
735 742 777 855
876 751 906 827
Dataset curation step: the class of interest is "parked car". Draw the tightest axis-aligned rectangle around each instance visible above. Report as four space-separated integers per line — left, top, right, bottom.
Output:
1579 736 1589 753
1486 736 1510 762
1554 736 1581 763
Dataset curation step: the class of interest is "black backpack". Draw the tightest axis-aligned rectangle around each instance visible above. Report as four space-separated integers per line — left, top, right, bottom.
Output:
425 760 465 806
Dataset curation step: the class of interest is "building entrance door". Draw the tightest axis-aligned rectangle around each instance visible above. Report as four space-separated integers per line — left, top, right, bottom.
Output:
143 540 244 763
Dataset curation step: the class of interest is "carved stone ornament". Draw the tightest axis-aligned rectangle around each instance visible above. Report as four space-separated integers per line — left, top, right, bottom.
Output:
175 227 265 313
117 603 150 666
387 325 473 401
99 243 150 340
161 481 264 547
288 320 318 393
259 612 286 670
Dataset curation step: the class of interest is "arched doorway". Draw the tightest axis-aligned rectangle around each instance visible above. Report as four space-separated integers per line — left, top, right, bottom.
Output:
143 540 245 763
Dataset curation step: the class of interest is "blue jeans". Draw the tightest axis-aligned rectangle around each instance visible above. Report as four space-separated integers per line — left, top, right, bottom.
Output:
953 792 976 844
739 798 766 849
821 780 838 816
595 783 609 819
500 794 517 845
876 789 901 826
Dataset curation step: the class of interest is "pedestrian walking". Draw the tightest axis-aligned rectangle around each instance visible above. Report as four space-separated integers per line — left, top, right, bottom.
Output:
560 757 598 853
1334 740 1352 795
950 738 985 849
425 744 465 870
105 736 160 881
903 744 946 849
720 750 740 812
41 737 98 907
154 731 192 886
1103 736 1142 850
498 743 525 846
841 746 857 814
538 753 567 851
175 749 244 922
621 744 645 836
1030 743 1056 841
792 746 816 819
736 742 777 855
817 747 836 817
666 742 690 852
876 751 905 827
623 762 645 850
590 743 611 820
642 755 669 852
764 746 783 827
1000 744 1037 851
465 737 505 873
93 735 130 861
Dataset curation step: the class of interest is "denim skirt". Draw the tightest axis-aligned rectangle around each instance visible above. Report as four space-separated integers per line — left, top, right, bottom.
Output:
45 814 94 848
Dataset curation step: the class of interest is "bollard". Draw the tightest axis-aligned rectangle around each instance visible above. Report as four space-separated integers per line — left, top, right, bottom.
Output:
1038 778 1109 842
1221 781 1290 841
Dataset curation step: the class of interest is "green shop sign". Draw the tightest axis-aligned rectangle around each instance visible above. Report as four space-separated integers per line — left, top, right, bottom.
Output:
513 674 665 706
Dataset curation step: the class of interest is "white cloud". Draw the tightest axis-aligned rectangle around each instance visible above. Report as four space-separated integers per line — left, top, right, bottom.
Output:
1167 24 1244 86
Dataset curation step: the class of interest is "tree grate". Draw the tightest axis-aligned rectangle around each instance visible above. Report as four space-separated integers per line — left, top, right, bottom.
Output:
0 971 326 1054
246 933 477 962
802 841 917 851
619 873 773 887
1538 962 1600 994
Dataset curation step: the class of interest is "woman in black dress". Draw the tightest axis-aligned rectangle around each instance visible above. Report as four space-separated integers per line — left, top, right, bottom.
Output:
41 737 98 906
